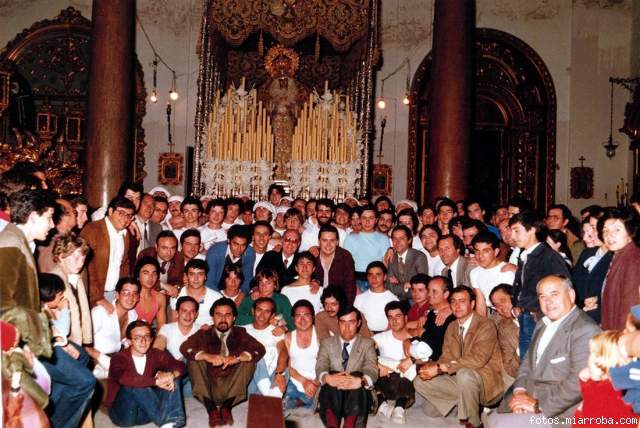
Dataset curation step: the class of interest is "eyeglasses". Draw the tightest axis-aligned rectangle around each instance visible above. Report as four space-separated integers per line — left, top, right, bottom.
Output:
115 209 134 219
131 335 152 342
284 238 300 244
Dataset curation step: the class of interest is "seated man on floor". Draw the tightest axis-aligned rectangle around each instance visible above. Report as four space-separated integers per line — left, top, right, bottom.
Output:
316 285 372 340
414 286 504 428
316 306 378 428
180 297 265 427
486 275 600 428
374 301 416 425
279 299 321 410
243 297 286 398
87 277 140 379
106 320 186 428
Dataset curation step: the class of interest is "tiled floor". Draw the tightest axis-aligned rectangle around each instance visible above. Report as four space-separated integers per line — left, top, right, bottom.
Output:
94 395 462 427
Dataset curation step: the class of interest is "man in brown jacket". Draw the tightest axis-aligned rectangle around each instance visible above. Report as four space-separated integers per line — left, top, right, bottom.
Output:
414 286 504 428
80 197 135 307
180 297 265 427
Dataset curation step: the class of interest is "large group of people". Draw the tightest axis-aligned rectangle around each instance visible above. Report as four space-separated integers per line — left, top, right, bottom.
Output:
2 160 640 428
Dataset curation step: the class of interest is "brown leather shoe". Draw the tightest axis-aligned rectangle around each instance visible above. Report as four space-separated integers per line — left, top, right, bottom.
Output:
209 408 222 428
221 406 234 426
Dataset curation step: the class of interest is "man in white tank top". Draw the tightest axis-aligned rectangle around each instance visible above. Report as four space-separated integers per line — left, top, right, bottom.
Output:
277 299 321 410
373 301 416 424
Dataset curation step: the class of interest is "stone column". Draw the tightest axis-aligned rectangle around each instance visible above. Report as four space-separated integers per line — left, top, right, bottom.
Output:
84 0 135 208
426 0 475 202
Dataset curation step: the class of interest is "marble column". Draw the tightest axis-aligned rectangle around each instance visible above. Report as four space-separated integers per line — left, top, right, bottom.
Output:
426 0 475 202
84 0 135 208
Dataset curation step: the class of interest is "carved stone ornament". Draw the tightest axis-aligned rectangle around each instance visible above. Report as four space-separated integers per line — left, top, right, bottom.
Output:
0 7 148 194
207 0 370 52
158 152 184 186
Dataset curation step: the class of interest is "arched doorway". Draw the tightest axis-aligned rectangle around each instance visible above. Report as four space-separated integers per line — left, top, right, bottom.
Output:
407 28 557 210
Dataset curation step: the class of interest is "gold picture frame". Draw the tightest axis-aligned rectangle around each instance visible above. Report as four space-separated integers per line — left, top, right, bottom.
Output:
158 152 183 186
372 163 392 196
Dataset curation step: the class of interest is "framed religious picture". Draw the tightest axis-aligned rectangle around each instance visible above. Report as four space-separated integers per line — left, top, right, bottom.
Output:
570 165 593 199
158 152 183 186
372 163 392 196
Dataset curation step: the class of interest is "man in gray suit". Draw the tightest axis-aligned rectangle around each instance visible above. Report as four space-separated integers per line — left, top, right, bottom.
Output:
386 225 429 301
438 234 473 287
134 193 162 255
486 275 601 428
316 306 378 428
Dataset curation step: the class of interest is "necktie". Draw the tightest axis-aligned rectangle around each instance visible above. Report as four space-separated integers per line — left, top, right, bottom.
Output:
219 332 228 357
342 342 350 370
143 223 149 249
458 325 465 352
284 258 289 269
160 260 168 274
446 268 453 284
398 255 406 277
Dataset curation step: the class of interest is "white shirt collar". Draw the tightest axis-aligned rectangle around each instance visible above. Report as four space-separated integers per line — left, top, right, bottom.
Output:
450 256 460 270
542 305 576 327
459 313 473 331
225 246 240 263
397 249 409 260
523 242 541 256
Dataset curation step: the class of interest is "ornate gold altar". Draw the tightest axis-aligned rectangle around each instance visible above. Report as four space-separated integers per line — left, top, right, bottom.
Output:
194 0 380 199
0 7 147 195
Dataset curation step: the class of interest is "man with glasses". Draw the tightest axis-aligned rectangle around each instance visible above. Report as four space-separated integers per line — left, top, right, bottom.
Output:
80 196 136 307
86 277 140 379
256 229 302 287
106 320 186 428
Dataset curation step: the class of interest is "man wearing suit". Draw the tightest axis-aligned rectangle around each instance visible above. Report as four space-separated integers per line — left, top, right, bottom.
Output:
133 193 162 255
180 297 265 427
509 211 571 357
138 230 184 296
386 225 429 301
80 196 135 307
312 224 357 304
205 224 255 293
438 234 474 288
414 286 504 428
256 228 301 287
486 275 600 428
316 306 378 428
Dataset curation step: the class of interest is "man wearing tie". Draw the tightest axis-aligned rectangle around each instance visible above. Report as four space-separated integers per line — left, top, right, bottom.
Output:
137 230 184 297
315 306 378 428
438 234 473 288
385 225 429 301
133 193 162 255
413 286 503 428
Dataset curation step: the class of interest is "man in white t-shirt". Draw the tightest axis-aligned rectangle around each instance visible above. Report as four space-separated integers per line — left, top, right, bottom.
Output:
86 278 139 379
418 223 447 277
354 261 398 333
374 301 416 424
156 295 202 360
199 198 228 251
169 259 222 326
469 231 515 316
243 297 286 397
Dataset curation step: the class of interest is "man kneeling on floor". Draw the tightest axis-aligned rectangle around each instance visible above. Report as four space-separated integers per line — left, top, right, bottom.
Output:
105 320 186 428
315 306 378 428
180 297 265 427
413 285 504 428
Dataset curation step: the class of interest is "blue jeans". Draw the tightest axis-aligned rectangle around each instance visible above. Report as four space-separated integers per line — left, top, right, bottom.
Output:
108 385 185 427
180 375 192 398
283 379 314 410
40 344 96 428
518 311 537 359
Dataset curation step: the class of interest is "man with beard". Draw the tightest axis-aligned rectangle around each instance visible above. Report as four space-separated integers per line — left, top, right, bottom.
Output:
300 198 345 251
181 298 265 427
376 209 395 236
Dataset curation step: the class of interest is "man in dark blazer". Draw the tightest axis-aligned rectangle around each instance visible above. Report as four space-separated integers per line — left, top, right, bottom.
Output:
386 225 429 300
137 230 184 295
181 297 265 427
205 225 255 293
315 306 378 428
487 275 600 428
80 197 135 307
509 211 571 357
438 234 474 288
312 224 357 304
256 229 301 286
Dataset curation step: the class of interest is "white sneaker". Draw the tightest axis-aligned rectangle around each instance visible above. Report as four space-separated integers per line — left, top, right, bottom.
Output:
391 407 405 424
377 400 393 418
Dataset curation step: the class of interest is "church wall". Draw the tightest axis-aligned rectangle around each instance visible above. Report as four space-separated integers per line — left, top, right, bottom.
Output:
379 0 632 214
0 1 633 213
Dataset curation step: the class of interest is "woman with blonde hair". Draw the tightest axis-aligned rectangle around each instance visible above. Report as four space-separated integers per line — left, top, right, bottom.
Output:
573 330 636 427
49 233 92 346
